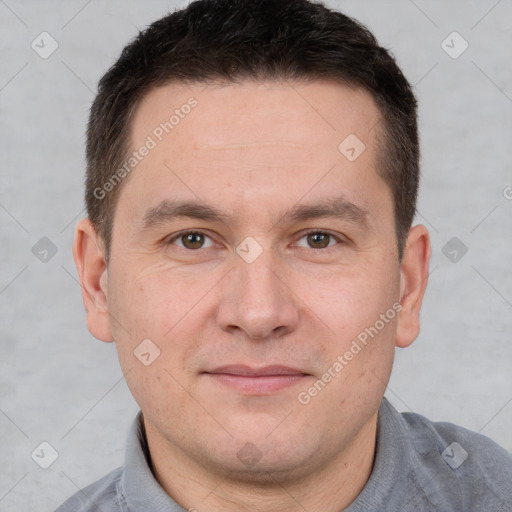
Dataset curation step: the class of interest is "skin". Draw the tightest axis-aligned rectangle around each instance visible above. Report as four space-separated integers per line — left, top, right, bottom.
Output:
74 79 430 512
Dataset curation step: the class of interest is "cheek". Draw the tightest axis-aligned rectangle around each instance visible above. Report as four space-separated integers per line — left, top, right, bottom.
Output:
306 260 399 399
106 266 196 417
317 264 399 340
106 261 216 379
108 270 155 341
108 262 189 340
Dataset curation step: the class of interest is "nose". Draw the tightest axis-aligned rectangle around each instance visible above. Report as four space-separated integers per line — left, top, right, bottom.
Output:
215 249 300 341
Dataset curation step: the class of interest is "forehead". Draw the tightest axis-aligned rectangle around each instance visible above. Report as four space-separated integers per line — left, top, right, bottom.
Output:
131 79 381 151
119 79 389 226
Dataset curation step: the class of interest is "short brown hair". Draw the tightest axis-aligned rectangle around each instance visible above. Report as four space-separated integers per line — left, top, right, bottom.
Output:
86 0 419 261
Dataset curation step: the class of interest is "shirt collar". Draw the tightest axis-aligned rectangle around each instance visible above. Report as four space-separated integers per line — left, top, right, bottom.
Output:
344 398 413 511
121 411 185 511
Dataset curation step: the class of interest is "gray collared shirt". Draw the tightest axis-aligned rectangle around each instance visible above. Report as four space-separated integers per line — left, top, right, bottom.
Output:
55 398 512 511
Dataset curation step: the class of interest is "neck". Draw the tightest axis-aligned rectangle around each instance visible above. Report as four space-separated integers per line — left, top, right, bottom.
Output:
144 412 378 512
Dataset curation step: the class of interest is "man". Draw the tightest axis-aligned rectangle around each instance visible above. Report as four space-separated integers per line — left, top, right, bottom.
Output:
57 0 512 510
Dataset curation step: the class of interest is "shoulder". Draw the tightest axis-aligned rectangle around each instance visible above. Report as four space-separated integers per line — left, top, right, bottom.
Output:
399 406 512 510
54 466 124 512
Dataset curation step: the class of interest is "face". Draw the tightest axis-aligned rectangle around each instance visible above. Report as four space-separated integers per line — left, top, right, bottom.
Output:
76 79 430 481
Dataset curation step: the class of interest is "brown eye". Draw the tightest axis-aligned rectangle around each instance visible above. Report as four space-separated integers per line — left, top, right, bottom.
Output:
306 232 332 249
167 231 216 251
179 232 205 249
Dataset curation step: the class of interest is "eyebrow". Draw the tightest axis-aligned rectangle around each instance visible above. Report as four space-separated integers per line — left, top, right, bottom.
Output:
283 196 368 227
141 200 230 229
140 196 368 231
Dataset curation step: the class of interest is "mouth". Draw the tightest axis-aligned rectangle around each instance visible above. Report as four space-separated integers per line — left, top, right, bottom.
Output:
202 365 309 394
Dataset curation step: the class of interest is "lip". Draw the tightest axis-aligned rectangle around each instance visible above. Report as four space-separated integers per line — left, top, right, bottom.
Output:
203 365 309 394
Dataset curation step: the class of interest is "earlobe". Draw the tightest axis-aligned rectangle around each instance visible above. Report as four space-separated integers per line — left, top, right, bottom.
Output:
396 225 431 348
73 218 114 342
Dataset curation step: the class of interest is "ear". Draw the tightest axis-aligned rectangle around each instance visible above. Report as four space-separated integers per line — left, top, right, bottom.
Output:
73 218 114 342
396 224 431 348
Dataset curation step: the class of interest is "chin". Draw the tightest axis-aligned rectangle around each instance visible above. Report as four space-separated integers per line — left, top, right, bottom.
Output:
200 431 322 484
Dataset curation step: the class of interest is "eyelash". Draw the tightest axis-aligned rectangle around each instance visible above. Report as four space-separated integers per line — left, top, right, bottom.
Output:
167 229 344 250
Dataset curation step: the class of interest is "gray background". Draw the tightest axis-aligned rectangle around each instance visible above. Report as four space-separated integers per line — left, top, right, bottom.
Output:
1 0 511 510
